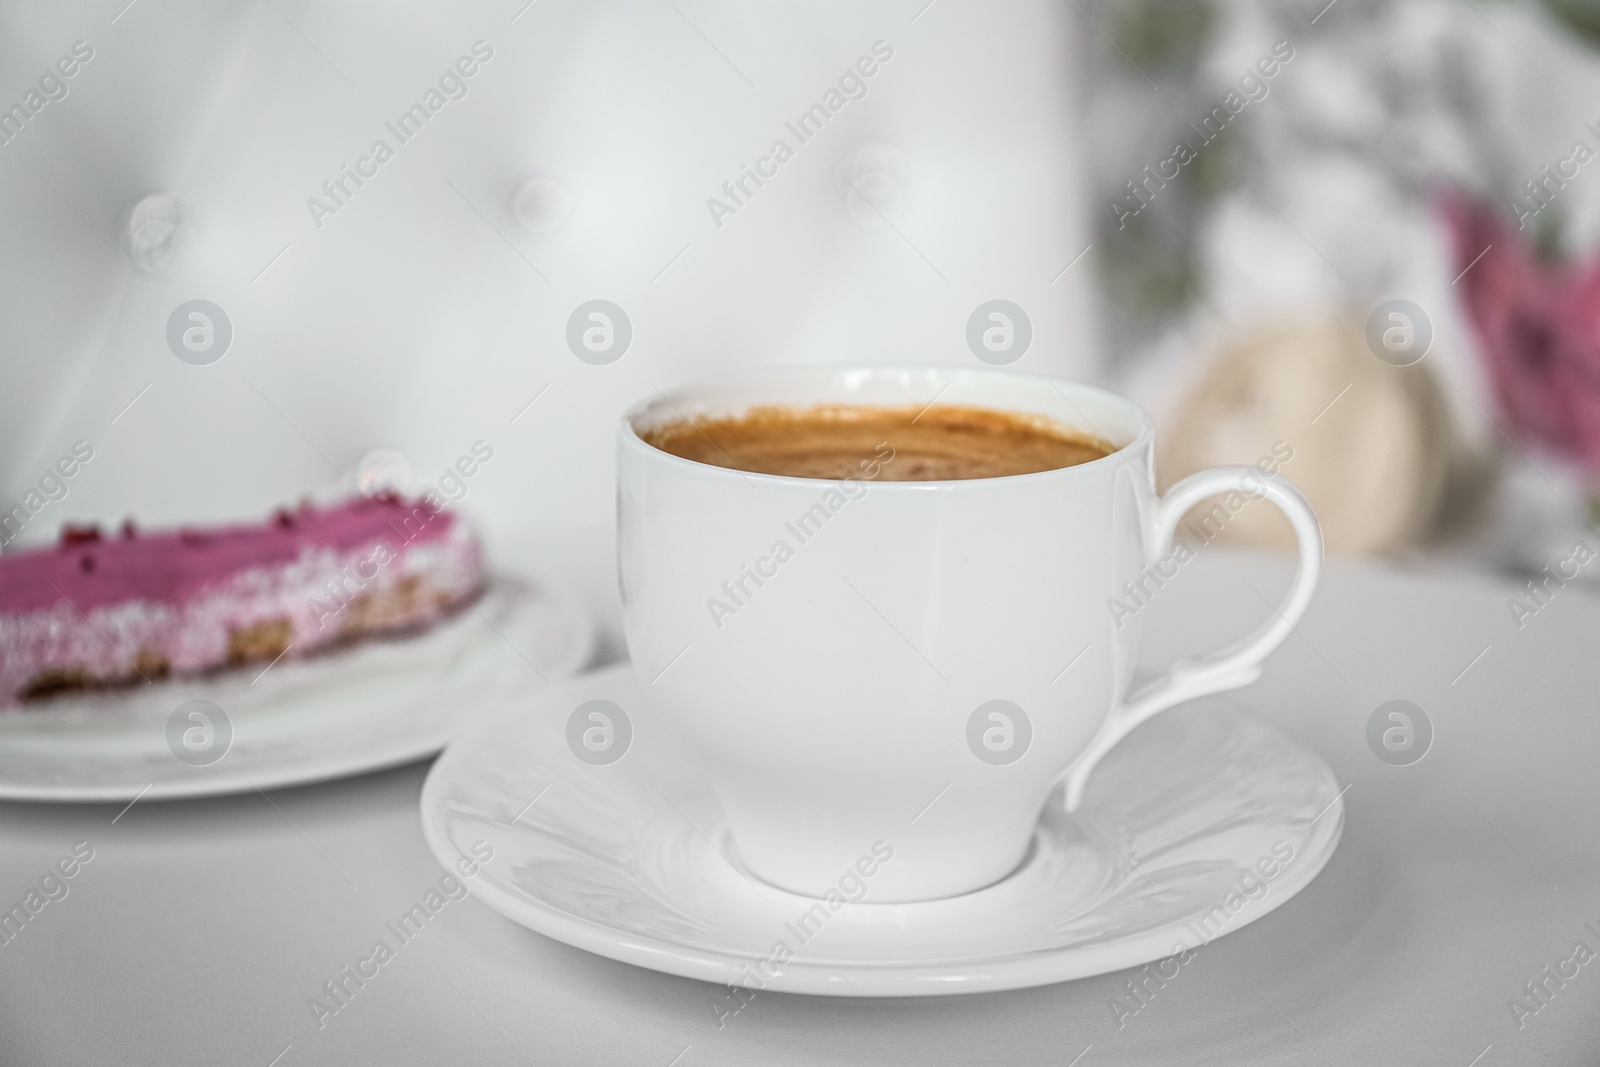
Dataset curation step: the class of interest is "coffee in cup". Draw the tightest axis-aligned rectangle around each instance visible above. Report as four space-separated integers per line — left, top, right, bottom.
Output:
638 403 1114 481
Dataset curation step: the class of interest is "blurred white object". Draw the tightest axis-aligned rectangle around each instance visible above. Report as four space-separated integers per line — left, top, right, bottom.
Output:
124 191 189 275
510 172 574 235
0 0 1099 644
841 144 910 226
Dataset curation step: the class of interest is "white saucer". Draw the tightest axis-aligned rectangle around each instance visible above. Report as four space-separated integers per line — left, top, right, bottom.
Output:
419 662 1344 997
0 575 594 802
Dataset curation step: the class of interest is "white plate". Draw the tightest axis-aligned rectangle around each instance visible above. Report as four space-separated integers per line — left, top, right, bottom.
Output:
419 663 1344 996
0 576 593 802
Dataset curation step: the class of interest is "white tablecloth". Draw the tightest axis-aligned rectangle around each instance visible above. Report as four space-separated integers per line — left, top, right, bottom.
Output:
1 551 1595 1065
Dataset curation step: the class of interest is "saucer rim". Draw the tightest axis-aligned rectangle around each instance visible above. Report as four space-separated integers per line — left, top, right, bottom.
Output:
419 662 1345 997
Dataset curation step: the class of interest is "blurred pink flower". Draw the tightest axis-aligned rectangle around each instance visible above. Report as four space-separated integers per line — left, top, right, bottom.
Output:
1446 195 1600 477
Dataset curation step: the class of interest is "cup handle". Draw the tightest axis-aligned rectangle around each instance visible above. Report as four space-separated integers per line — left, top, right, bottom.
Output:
1058 467 1323 811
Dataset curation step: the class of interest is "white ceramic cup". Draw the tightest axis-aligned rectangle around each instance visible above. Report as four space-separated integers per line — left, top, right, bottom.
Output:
618 366 1321 902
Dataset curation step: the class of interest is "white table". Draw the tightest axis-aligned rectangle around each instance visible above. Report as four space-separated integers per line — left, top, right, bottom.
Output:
2 552 1596 1065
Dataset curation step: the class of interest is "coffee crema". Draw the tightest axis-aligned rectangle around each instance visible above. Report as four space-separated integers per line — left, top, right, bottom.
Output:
639 403 1115 481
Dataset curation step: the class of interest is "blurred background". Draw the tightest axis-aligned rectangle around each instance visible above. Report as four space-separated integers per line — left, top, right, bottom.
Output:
3 0 1598 642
